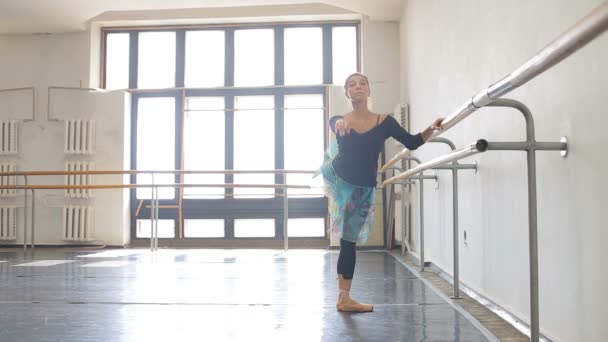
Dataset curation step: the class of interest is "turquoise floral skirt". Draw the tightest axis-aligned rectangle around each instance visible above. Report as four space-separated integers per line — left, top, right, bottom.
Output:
316 142 376 244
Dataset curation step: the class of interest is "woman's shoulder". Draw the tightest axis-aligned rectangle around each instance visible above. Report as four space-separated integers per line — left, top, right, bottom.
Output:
377 113 395 125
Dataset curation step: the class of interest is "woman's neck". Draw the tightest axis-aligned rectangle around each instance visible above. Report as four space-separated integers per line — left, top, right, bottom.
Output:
351 100 371 117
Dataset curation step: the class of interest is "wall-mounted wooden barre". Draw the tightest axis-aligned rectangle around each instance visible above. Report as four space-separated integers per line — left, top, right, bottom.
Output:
0 183 312 190
185 107 327 112
0 169 317 176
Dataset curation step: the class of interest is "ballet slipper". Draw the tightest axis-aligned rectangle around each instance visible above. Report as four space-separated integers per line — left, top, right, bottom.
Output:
336 290 373 312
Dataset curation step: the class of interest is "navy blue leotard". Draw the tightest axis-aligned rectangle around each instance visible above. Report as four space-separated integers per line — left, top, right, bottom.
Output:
329 115 424 187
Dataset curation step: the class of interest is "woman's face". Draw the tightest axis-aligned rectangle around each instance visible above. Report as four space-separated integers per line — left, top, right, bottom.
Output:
345 74 370 101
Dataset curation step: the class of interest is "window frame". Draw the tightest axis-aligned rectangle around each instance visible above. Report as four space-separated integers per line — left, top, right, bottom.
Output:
101 21 361 246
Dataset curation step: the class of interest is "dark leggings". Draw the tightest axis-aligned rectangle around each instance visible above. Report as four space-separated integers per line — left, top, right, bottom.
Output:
337 238 357 279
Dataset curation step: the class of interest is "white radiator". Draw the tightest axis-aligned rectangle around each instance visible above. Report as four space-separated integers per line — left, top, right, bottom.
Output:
394 103 411 170
0 121 18 154
65 161 94 198
0 162 17 197
0 206 17 240
64 119 95 154
62 205 94 241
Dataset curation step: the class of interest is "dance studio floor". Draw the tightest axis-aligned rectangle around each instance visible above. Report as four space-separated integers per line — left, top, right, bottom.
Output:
0 248 495 341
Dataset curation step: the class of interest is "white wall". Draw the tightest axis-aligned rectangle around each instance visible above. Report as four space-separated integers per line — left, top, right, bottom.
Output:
0 33 130 246
361 19 401 116
359 18 403 246
399 0 608 341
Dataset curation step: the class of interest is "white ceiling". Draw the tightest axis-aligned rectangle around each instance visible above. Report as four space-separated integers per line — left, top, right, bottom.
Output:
0 0 404 34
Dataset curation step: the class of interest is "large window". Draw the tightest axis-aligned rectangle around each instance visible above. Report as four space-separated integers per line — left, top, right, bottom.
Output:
233 96 276 198
104 33 130 90
135 97 176 200
284 94 324 196
138 32 176 89
185 31 225 87
103 22 359 244
332 26 358 86
234 29 275 87
183 97 225 199
284 27 323 85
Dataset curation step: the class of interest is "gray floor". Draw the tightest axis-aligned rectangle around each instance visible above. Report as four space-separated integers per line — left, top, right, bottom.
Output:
0 248 492 342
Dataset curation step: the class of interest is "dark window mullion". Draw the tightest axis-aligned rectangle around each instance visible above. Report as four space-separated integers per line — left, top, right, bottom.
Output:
225 95 235 196
225 29 235 87
129 94 140 241
175 90 184 239
101 32 108 89
175 30 185 219
275 94 285 239
176 30 186 87
225 28 235 239
275 27 284 86
224 28 238 239
275 94 284 194
274 27 284 198
175 92 183 184
225 95 235 239
129 32 139 89
226 218 234 240
322 25 332 85
356 24 362 72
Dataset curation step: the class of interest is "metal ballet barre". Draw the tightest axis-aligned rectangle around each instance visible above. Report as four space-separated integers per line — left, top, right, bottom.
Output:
381 3 608 340
427 1 608 143
381 137 478 290
383 140 488 186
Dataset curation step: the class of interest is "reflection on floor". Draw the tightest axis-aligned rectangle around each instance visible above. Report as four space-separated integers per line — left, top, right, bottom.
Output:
0 248 493 342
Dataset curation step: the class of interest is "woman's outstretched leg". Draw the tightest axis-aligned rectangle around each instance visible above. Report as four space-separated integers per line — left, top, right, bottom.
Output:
336 238 373 312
